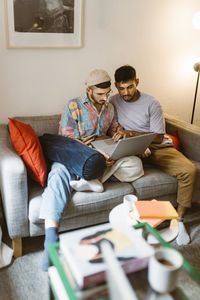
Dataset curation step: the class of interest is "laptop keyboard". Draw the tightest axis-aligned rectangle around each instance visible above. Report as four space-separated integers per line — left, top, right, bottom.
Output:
102 139 116 145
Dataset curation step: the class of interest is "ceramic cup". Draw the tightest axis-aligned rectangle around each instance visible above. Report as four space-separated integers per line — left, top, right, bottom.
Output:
148 247 183 294
123 194 138 212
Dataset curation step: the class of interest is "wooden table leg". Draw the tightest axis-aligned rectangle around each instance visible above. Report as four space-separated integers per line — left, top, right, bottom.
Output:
12 238 22 258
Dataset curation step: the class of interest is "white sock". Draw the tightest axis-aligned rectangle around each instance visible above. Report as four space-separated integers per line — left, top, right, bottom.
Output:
70 178 104 193
176 222 190 246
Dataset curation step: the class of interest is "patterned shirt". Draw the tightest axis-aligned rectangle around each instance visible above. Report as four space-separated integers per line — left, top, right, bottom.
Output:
59 94 118 142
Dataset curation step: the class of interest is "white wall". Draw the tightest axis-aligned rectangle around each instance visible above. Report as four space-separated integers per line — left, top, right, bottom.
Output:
0 0 200 125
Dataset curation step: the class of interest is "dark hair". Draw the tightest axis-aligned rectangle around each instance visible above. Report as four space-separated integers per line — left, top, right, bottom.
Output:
114 65 136 83
94 81 111 89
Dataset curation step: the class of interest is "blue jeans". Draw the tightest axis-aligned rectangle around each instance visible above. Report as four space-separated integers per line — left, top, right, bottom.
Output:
39 134 106 224
39 134 106 180
39 162 76 223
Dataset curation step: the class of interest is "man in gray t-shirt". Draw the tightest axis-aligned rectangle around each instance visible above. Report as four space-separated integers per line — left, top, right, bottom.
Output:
110 65 197 246
110 92 165 135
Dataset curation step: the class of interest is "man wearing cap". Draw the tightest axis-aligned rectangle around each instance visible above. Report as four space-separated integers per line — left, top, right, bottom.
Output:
58 69 117 192
40 69 144 271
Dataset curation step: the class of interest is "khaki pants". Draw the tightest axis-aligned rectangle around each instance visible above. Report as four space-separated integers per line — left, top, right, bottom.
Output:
146 145 197 208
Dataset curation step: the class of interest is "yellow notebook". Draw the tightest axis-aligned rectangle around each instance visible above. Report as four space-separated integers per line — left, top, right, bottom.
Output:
133 200 178 220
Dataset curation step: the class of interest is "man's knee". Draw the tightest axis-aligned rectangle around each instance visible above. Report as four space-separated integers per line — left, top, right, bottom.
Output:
50 162 71 180
47 162 72 191
186 162 197 178
181 161 198 183
190 163 198 182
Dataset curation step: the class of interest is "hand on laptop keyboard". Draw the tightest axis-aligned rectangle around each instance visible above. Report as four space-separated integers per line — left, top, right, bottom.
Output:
112 125 136 142
95 148 115 166
138 147 151 158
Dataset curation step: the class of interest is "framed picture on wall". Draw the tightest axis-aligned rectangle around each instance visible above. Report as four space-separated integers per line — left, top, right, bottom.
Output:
5 0 84 48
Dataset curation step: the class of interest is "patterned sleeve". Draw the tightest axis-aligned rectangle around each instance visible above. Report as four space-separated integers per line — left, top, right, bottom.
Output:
58 100 80 139
108 103 119 135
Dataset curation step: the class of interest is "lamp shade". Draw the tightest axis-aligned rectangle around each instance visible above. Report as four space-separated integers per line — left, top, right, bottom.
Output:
194 62 200 72
192 12 200 30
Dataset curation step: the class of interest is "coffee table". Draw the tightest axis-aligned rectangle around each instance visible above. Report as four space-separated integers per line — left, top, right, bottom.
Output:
48 223 200 300
109 203 179 244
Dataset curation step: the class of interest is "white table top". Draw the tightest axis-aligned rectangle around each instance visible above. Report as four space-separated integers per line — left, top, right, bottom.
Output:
109 203 179 245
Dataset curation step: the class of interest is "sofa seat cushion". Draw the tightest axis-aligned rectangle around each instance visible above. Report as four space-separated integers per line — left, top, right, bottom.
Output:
28 181 134 225
132 164 178 200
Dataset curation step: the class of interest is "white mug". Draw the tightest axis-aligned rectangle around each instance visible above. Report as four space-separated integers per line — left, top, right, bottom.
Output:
123 194 138 212
148 247 183 293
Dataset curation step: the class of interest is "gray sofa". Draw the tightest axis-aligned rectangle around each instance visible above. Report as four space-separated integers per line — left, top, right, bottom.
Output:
0 113 199 258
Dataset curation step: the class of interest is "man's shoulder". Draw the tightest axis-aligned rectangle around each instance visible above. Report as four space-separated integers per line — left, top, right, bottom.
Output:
107 102 115 111
109 93 121 104
66 95 88 107
139 92 162 109
67 97 80 105
140 92 158 103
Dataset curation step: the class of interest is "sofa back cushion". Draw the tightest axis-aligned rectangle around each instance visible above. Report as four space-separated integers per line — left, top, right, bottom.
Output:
13 114 60 136
165 131 180 151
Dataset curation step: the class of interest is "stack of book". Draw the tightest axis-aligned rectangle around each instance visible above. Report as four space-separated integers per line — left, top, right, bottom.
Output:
129 199 178 229
58 222 153 299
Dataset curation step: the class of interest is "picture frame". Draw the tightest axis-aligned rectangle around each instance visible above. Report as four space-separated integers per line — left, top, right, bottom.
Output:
5 0 84 49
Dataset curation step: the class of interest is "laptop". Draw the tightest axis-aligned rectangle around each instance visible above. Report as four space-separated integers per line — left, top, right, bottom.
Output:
91 133 156 160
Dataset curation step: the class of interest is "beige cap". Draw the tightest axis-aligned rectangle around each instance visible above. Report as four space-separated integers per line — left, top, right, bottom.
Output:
85 69 111 87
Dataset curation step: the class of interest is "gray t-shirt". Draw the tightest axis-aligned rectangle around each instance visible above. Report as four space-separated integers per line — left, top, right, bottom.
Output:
110 92 172 145
110 92 165 134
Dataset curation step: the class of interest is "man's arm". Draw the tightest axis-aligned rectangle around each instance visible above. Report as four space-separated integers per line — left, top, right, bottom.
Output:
113 126 164 143
59 100 80 139
112 123 164 142
123 130 164 144
107 106 119 137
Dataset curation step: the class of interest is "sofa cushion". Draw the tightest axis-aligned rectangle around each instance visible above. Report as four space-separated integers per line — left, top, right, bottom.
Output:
166 131 180 150
14 115 60 136
39 134 107 180
131 164 177 200
8 118 47 187
28 181 134 225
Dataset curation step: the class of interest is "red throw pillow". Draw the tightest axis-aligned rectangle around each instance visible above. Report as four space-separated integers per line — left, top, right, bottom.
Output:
166 131 180 151
8 118 47 187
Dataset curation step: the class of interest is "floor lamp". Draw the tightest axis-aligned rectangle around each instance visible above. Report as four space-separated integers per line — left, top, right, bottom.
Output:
191 62 200 124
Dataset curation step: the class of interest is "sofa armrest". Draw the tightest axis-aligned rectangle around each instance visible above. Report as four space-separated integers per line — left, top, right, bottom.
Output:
0 124 29 239
165 113 200 162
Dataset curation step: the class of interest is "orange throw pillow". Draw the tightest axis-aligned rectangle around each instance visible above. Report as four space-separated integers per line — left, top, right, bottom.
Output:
166 131 180 151
8 118 47 187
